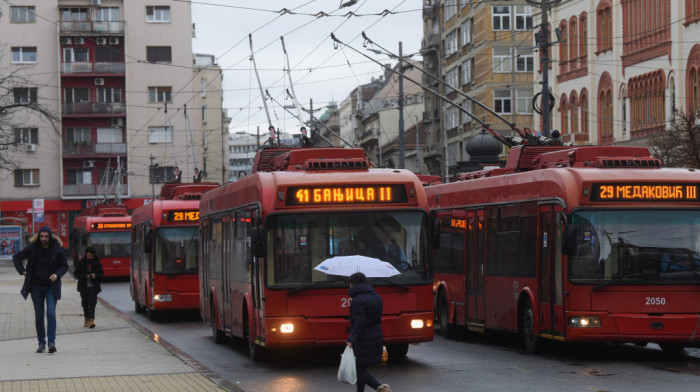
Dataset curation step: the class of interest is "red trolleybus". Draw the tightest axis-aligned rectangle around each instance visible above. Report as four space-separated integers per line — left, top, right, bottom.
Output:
429 145 700 353
130 182 218 319
71 204 131 278
199 147 434 361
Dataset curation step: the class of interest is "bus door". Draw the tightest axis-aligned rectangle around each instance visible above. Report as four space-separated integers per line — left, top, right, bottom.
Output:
538 205 565 339
250 209 264 340
450 209 467 326
222 213 232 332
467 210 486 327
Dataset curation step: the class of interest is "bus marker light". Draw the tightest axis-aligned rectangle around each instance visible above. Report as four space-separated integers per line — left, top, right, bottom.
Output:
280 323 294 333
411 319 424 329
153 294 172 302
568 316 600 328
426 319 433 328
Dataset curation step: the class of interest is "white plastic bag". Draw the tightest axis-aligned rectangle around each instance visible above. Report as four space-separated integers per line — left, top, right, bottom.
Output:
337 345 357 384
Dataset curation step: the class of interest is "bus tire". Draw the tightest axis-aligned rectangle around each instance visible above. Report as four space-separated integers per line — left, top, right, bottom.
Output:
211 303 225 344
146 306 158 321
134 301 143 314
386 343 409 360
521 299 539 354
438 292 453 338
244 308 265 362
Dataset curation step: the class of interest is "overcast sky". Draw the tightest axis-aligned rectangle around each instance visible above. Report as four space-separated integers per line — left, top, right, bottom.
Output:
190 0 423 135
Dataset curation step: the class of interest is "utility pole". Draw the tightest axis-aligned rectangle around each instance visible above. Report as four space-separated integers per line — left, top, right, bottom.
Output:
148 154 156 199
528 0 562 138
398 41 405 169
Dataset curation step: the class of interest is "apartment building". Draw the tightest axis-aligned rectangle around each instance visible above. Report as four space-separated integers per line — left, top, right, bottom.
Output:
421 0 536 178
544 1 700 147
0 0 225 244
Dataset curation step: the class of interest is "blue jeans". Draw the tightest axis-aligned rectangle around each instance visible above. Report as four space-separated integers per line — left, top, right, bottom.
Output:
356 361 380 392
30 285 57 345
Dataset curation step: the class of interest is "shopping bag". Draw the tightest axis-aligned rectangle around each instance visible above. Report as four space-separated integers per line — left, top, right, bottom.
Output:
337 345 357 384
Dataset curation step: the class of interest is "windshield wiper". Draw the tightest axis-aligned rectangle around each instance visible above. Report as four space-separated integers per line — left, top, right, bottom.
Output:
593 271 657 291
289 279 344 295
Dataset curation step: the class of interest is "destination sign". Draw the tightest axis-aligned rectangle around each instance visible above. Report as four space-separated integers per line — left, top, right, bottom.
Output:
93 222 131 230
286 185 408 206
590 183 700 202
168 210 200 222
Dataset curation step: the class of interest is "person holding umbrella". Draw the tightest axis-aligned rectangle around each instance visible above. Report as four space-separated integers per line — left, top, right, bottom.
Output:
346 272 392 392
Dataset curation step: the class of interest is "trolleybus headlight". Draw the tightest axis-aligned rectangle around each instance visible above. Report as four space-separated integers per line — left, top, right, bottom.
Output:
280 323 294 333
411 319 425 329
568 316 601 328
153 294 172 302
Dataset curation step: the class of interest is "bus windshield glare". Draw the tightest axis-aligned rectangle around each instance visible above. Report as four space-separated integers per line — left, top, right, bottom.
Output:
568 210 700 284
154 227 198 274
266 212 431 287
88 231 130 257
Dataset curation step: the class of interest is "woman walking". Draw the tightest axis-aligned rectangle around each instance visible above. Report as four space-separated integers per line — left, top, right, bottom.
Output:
74 247 104 328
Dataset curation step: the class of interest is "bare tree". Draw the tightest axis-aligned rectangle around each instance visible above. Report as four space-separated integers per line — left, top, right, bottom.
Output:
648 111 700 169
0 65 59 171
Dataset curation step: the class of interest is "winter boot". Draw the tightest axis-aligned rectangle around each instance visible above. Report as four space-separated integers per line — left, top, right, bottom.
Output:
83 317 90 327
376 384 393 392
88 319 95 329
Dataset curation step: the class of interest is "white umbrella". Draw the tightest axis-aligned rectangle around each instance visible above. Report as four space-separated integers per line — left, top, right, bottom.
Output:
314 255 401 278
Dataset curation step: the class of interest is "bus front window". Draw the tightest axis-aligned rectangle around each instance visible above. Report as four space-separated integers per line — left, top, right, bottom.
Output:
88 231 131 257
568 210 700 284
154 227 198 274
265 212 431 288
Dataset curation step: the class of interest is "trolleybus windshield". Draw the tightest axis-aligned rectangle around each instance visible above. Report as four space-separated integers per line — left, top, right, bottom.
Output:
568 210 700 284
154 227 198 275
88 232 131 258
266 211 431 288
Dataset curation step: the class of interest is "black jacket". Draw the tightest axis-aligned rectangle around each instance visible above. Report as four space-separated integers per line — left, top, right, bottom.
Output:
74 255 104 294
12 231 68 300
347 282 384 366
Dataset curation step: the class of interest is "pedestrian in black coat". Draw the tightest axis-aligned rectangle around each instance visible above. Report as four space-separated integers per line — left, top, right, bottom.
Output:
74 246 104 329
346 272 392 392
12 226 68 353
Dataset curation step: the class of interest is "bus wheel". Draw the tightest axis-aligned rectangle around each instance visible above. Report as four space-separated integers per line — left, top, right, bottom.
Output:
211 304 225 344
244 312 264 362
134 301 142 314
386 343 409 361
146 307 158 321
659 343 685 354
521 299 539 354
438 293 453 338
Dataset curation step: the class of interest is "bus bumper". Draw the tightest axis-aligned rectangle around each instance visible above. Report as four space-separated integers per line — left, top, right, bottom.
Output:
565 312 700 343
151 291 200 312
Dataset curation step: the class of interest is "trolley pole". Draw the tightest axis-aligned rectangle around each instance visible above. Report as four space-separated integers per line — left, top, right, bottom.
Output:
398 41 405 169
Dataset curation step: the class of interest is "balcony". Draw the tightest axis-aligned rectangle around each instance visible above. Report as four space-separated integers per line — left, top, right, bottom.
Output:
62 62 125 74
63 142 127 157
63 183 128 197
59 20 125 34
423 2 439 18
421 33 440 52
63 102 125 115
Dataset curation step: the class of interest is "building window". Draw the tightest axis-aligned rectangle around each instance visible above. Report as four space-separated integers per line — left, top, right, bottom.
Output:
148 87 172 103
492 6 511 31
146 6 171 22
560 95 569 134
461 58 472 85
148 126 173 143
146 46 172 63
462 99 473 124
11 47 37 64
596 2 613 53
581 92 589 136
97 88 122 103
14 169 39 186
14 128 38 144
514 5 532 30
60 8 88 21
66 128 91 143
66 169 92 185
64 88 90 103
201 78 207 97
96 7 119 21
13 88 38 104
95 47 121 62
445 106 459 130
63 47 89 63
149 166 175 184
446 67 459 91
202 105 207 123
516 88 533 114
580 13 588 58
494 89 512 114
11 6 36 23
515 48 534 72
570 95 579 134
445 30 458 57
461 19 472 46
97 127 123 143
493 47 513 73
444 0 457 21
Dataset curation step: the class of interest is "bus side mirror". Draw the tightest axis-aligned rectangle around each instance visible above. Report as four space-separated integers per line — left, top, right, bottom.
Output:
562 224 577 256
431 214 441 249
252 226 266 258
143 228 153 254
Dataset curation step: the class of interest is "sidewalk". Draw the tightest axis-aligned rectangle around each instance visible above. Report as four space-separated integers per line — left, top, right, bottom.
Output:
0 260 239 392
